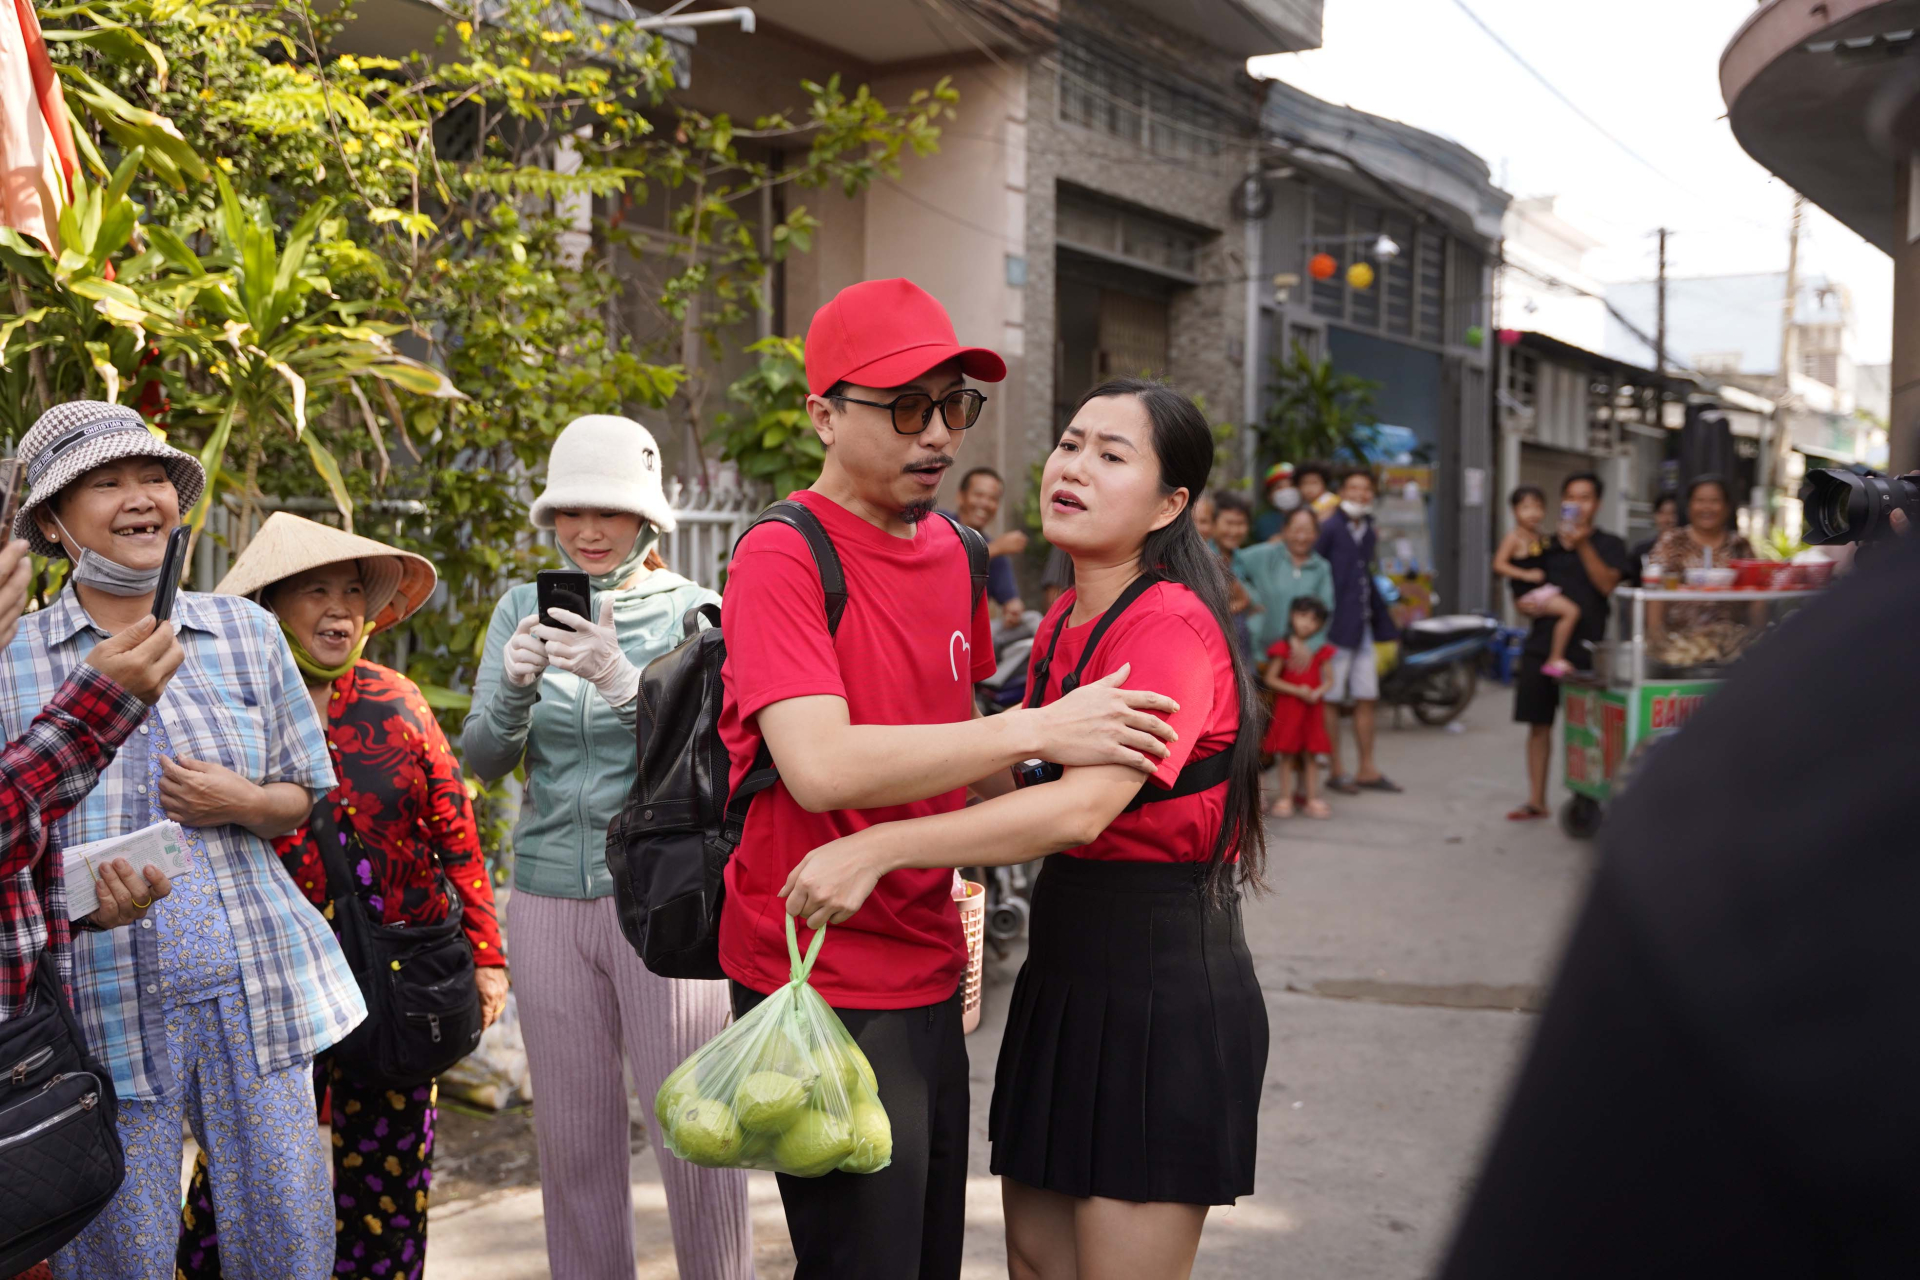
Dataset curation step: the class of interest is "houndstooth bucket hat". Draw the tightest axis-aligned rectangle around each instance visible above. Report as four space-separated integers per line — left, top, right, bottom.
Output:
12 401 206 558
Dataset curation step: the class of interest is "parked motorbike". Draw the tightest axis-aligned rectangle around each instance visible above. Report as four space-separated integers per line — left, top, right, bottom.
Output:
975 613 1039 717
1379 614 1501 726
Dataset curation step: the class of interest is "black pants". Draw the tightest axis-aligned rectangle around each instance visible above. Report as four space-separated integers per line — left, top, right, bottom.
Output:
731 982 969 1280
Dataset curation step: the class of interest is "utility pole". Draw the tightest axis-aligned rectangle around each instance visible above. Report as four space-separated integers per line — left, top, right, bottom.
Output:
1654 228 1669 375
1765 194 1806 538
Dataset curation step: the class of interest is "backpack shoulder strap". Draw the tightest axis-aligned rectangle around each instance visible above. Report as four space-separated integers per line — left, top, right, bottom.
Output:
935 511 990 615
734 499 848 634
723 500 848 834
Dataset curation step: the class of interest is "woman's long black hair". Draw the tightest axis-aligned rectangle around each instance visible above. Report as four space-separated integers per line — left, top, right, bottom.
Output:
1070 378 1267 895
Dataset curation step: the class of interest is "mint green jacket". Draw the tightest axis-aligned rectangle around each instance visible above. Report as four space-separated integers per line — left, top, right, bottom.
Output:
461 570 718 900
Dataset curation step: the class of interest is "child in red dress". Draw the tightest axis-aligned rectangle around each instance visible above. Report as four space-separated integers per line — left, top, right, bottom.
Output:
1262 596 1336 818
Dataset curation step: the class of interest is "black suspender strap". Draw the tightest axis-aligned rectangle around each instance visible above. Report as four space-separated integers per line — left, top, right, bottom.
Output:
1026 573 1163 708
1023 572 1232 810
1121 746 1232 812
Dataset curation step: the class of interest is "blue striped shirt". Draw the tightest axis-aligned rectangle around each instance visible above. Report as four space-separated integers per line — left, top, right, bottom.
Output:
0 589 363 1099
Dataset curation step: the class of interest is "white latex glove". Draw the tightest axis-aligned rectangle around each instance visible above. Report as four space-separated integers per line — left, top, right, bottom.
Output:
534 597 640 707
502 614 550 688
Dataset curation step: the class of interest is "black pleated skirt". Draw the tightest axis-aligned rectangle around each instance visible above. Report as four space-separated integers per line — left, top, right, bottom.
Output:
988 854 1269 1206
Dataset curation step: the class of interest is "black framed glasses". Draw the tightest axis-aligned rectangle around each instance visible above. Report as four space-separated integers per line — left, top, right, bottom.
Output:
828 388 987 435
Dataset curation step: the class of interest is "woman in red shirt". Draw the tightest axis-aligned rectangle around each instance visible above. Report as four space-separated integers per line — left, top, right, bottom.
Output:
783 379 1269 1279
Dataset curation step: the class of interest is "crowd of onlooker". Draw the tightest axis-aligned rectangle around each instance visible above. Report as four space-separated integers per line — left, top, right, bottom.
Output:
1176 461 1408 823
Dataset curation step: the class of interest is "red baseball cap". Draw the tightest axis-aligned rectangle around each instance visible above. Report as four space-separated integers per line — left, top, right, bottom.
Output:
805 278 1007 396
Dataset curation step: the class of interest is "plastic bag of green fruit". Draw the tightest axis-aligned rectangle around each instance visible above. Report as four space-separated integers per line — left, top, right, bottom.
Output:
656 916 891 1178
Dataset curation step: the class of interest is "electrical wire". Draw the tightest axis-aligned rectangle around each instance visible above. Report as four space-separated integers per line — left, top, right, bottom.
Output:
1446 0 1778 235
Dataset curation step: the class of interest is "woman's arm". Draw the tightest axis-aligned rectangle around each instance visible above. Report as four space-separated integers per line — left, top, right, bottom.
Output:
461 593 540 782
758 667 1176 814
781 763 1145 927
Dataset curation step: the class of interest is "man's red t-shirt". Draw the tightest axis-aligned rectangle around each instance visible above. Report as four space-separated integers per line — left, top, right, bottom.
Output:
718 490 995 1008
1029 581 1239 863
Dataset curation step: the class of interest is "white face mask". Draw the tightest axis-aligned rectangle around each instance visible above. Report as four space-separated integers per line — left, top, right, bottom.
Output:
1274 487 1303 512
1341 499 1372 520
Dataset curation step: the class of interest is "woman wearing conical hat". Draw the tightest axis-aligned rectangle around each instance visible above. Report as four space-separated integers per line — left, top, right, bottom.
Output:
173 513 506 1280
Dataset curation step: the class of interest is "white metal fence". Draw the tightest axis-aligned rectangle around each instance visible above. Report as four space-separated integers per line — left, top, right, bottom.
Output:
182 482 761 616
658 480 763 590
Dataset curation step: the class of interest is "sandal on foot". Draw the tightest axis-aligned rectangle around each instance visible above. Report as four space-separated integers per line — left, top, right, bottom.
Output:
1269 797 1295 817
1356 775 1404 793
1328 775 1361 796
1507 804 1548 821
1304 799 1332 819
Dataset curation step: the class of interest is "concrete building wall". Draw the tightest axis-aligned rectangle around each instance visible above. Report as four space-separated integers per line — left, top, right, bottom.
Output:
1024 0 1262 478
866 59 1032 503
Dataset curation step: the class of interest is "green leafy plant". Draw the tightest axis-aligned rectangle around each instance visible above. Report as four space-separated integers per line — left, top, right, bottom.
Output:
709 336 821 499
1261 341 1380 468
8 0 957 865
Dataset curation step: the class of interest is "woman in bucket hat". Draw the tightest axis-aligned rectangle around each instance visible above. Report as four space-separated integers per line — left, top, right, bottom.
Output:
173 513 506 1280
461 415 752 1280
0 402 361 1280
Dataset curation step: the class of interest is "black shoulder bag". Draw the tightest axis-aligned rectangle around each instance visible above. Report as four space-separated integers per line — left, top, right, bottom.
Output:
0 954 125 1274
311 806 483 1088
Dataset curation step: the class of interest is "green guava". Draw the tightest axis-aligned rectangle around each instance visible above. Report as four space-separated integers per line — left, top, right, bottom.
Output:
655 1066 702 1130
734 1071 808 1133
672 1098 744 1166
848 1045 879 1097
773 1109 855 1178
809 1044 879 1107
838 1099 894 1174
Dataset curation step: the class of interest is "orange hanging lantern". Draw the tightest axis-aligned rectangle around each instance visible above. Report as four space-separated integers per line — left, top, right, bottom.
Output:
1308 252 1338 281
1346 261 1376 290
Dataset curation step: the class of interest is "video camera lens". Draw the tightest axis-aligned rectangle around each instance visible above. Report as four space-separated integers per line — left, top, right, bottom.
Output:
1799 468 1920 545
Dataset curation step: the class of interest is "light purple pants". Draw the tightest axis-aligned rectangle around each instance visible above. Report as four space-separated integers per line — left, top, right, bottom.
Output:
508 891 753 1280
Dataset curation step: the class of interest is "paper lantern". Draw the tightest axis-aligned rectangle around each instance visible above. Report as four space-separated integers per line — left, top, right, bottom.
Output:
1496 327 1522 347
1465 325 1485 349
1346 262 1375 290
1308 253 1337 281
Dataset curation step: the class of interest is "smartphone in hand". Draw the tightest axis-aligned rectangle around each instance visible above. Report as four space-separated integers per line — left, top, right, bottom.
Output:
151 527 191 623
537 569 591 632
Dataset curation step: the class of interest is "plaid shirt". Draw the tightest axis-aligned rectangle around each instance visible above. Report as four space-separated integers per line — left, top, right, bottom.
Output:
0 589 363 1100
0 666 146 1020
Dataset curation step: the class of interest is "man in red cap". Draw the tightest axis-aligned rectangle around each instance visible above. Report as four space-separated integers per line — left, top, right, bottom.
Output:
716 279 1180 1277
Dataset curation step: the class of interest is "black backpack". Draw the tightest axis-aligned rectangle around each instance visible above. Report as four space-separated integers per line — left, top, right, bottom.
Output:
606 499 988 979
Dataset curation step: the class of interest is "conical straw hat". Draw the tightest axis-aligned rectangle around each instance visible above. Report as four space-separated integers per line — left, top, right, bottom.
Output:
214 512 437 634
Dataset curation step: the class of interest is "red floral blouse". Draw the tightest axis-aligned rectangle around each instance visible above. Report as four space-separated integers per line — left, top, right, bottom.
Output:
275 661 505 967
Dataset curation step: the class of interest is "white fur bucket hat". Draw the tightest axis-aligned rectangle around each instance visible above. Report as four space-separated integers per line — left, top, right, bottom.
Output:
14 401 207 558
528 415 677 534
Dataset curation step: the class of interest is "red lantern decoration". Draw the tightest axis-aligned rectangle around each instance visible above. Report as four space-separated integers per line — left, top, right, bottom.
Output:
1308 253 1337 281
1497 328 1523 347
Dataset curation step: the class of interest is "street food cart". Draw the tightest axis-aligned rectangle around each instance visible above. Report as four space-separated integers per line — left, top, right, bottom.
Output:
1558 584 1822 838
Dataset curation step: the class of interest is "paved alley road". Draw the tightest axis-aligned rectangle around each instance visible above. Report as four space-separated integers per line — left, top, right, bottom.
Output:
428 691 1597 1279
